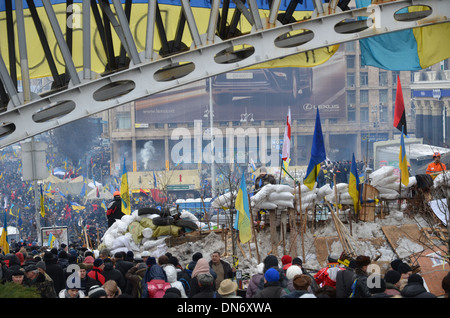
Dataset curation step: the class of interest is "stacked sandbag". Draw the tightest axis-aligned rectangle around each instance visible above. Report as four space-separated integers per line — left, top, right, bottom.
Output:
326 183 354 205
100 209 182 258
369 166 416 199
294 184 319 211
211 191 236 209
433 171 450 188
250 184 295 210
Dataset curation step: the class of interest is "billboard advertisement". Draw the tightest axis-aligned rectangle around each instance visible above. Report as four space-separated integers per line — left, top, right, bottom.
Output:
135 47 346 123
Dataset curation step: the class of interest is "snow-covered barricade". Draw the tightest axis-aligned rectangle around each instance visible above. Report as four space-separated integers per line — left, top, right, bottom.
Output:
369 165 416 199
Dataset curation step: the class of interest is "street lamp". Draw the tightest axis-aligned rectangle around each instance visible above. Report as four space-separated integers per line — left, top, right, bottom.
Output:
240 107 254 123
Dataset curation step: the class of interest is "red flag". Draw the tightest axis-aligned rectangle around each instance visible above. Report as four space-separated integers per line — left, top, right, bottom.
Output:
96 187 100 198
393 75 407 135
282 107 291 161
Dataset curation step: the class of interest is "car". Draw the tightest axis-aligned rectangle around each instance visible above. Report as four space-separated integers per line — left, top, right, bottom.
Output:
207 67 313 104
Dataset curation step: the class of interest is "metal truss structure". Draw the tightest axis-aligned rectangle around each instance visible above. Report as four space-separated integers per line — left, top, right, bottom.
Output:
0 0 449 149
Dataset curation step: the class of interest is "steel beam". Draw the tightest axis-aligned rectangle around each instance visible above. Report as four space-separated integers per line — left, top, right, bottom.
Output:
0 0 448 149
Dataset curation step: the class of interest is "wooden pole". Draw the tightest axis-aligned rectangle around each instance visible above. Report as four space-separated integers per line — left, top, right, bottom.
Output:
298 184 305 262
248 193 260 263
269 210 278 256
201 195 211 230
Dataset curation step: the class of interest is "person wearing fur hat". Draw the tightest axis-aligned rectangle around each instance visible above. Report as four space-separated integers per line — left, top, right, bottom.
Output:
384 270 402 296
283 274 316 298
400 274 436 298
125 262 148 298
348 255 372 298
397 262 412 290
253 268 287 298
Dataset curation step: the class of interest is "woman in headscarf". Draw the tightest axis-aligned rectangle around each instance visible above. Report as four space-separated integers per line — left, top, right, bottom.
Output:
189 258 217 298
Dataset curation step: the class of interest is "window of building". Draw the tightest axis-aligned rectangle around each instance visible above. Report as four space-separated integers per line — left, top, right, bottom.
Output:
360 72 369 87
360 90 369 104
116 112 131 129
347 72 355 87
347 90 356 105
345 41 356 52
379 72 388 86
380 106 388 122
392 71 400 85
347 106 356 122
379 89 388 105
347 55 355 69
360 107 369 122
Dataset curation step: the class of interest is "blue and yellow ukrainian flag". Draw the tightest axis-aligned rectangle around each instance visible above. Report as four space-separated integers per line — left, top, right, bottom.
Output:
121 157 131 215
399 126 409 186
48 233 56 248
357 0 450 71
0 1 337 80
234 170 252 244
303 109 327 190
40 184 45 218
348 153 362 213
0 212 9 254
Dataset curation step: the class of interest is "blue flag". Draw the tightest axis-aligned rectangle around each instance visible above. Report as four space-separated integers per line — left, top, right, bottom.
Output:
303 109 326 190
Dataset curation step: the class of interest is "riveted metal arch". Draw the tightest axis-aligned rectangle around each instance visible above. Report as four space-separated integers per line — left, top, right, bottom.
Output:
0 0 448 149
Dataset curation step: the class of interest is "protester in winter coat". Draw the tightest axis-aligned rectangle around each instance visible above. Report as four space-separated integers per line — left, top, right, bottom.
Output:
349 255 372 298
369 274 391 298
291 257 319 293
164 264 187 298
103 279 123 298
24 265 57 298
384 270 402 296
246 263 264 298
78 263 98 295
335 259 357 298
125 262 148 298
168 255 191 295
400 274 436 298
209 251 235 290
43 251 66 294
57 251 69 271
102 258 126 292
189 258 217 298
192 273 222 298
285 264 303 293
141 264 170 298
58 285 86 298
397 262 413 291
3 253 22 282
185 252 203 278
253 268 287 298
282 274 316 298
256 255 289 292
314 254 343 288
87 258 106 286
442 272 450 298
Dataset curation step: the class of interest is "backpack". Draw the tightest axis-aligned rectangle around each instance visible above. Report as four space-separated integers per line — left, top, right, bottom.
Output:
147 279 171 298
179 277 191 295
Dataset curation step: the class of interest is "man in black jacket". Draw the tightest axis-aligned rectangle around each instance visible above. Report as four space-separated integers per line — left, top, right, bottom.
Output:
106 191 125 228
209 251 235 291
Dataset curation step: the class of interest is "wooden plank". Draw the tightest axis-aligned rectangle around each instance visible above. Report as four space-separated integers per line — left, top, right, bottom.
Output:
381 224 426 257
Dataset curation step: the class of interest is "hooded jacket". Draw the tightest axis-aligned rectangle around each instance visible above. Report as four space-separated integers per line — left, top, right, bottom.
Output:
164 265 187 298
401 282 437 298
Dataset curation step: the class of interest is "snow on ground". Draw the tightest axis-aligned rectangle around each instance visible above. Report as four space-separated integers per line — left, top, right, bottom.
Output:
164 208 430 277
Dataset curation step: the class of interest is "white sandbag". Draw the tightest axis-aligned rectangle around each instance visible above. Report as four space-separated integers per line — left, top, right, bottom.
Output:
317 184 333 199
121 214 134 226
433 172 450 187
379 193 399 199
275 184 295 193
372 175 398 187
268 191 295 201
142 227 153 239
297 192 317 203
131 210 142 222
271 200 294 209
335 183 349 192
103 234 115 249
258 201 278 210
115 220 128 233
370 166 395 184
142 238 166 250
180 210 199 222
376 187 398 194
212 191 236 208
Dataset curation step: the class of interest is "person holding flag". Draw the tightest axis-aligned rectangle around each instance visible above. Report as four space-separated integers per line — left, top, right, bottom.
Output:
106 191 125 228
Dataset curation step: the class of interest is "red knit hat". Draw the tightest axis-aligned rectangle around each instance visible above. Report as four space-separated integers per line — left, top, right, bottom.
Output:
281 255 292 265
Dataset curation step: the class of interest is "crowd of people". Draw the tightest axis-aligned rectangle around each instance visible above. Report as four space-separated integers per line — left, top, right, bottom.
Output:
1 240 449 299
